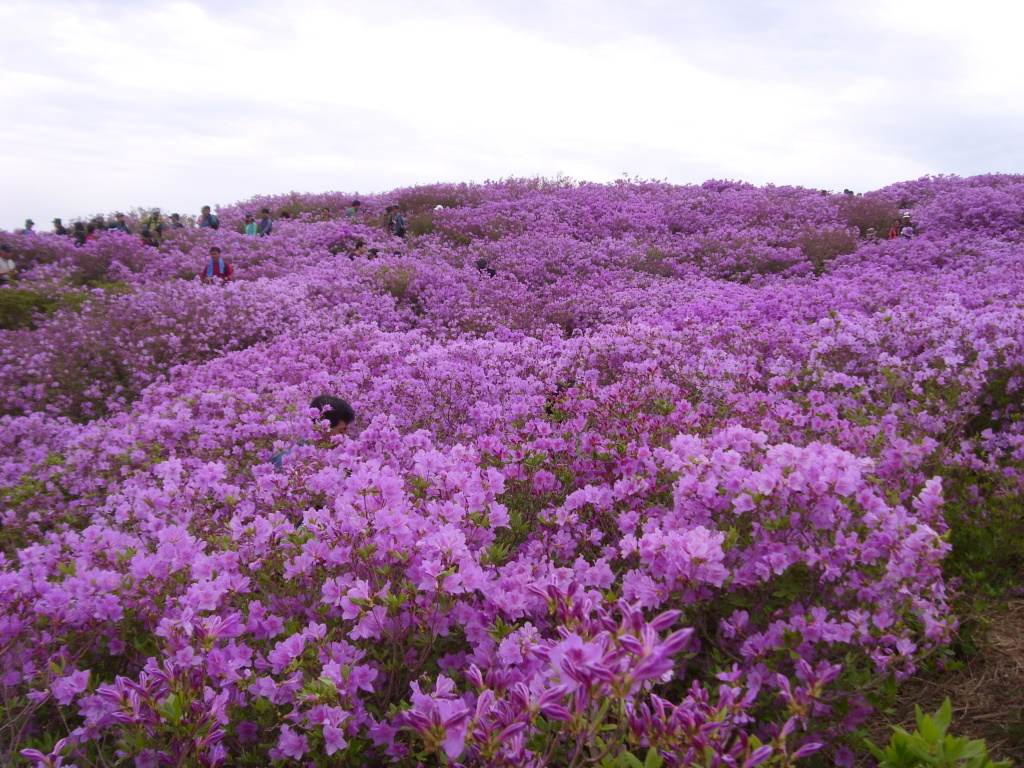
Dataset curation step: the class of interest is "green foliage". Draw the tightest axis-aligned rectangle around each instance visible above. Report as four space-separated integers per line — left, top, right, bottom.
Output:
963 365 1024 438
941 471 1024 595
795 227 859 272
0 288 61 329
371 264 416 302
836 194 902 236
603 746 665 768
866 699 1012 768
632 247 679 277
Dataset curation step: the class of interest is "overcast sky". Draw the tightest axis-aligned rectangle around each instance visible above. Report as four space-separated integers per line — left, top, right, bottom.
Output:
2 0 1022 231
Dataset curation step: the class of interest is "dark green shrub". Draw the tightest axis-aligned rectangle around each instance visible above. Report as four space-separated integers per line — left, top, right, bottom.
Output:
837 195 902 236
866 699 1011 768
796 227 859 272
0 289 59 330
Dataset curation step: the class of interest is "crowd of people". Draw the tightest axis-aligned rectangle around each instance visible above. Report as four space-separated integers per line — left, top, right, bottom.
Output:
7 199 417 283
863 212 917 241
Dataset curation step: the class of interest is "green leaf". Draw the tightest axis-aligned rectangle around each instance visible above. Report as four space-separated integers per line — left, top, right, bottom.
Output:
644 747 665 768
918 713 940 744
159 693 184 726
933 698 953 734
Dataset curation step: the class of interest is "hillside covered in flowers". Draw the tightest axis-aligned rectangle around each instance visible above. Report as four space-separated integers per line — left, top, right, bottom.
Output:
2 174 1023 767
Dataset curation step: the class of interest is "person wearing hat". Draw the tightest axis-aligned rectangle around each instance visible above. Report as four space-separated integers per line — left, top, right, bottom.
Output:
110 213 132 233
22 219 35 236
0 244 16 285
901 212 916 235
142 209 164 232
52 218 67 236
170 213 184 229
243 213 258 235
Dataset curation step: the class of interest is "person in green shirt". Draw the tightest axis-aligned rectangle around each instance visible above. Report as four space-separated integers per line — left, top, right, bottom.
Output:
243 213 258 235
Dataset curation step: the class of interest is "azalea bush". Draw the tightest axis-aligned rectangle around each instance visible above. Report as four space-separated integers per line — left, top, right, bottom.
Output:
3 173 1024 766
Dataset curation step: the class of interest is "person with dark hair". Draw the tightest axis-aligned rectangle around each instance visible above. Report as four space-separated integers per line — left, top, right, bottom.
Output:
199 206 220 230
111 213 132 233
309 395 355 441
52 218 67 236
91 216 108 232
887 218 902 240
349 239 367 260
201 246 233 281
0 245 16 285
279 211 291 220
392 207 406 238
85 223 97 242
22 219 36 236
72 221 87 247
139 228 159 247
257 208 274 237
345 200 361 217
270 395 356 469
243 213 258 235
476 258 496 277
170 213 185 229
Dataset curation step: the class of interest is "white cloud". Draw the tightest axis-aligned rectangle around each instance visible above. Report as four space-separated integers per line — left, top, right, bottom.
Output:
1 0 1021 230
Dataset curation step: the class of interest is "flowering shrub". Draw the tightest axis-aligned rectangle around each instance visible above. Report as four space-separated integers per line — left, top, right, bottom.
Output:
3 173 1024 765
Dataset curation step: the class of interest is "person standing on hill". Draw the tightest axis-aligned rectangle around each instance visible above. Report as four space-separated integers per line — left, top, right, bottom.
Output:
142 210 164 232
201 246 233 281
887 219 902 240
22 219 36 236
111 213 132 233
243 213 258 235
345 200 361 217
52 218 67 236
199 206 220 230
170 213 185 229
257 209 274 237
900 212 916 238
385 205 406 238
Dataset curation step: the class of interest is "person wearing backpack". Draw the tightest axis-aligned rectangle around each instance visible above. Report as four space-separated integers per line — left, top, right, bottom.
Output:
201 246 233 281
199 206 220 230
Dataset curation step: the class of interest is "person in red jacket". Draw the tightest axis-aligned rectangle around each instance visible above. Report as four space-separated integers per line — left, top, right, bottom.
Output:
201 246 233 281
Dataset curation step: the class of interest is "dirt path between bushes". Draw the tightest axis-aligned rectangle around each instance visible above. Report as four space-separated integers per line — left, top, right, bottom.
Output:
865 599 1024 764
